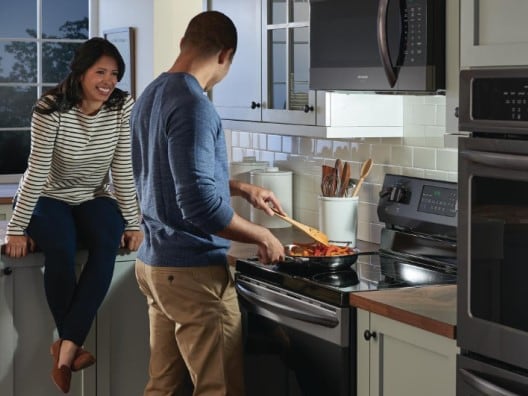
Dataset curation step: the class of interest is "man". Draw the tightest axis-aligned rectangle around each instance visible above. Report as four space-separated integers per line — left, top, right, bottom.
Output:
130 11 286 396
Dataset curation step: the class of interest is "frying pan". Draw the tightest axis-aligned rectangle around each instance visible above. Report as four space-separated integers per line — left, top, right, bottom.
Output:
279 244 379 271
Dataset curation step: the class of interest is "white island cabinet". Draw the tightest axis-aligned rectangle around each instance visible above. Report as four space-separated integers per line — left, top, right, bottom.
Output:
0 249 149 396
357 309 458 396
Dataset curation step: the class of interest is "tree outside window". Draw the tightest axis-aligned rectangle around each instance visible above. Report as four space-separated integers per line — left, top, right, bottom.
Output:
0 0 89 177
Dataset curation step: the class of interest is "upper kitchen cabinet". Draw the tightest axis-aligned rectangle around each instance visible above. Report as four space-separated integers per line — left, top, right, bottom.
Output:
206 0 404 138
208 0 315 125
460 0 528 68
207 0 262 122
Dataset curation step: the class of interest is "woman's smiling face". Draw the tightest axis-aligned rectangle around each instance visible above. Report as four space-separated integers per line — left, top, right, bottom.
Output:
80 55 119 106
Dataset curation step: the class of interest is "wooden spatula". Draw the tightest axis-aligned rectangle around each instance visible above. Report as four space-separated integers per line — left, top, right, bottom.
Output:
270 208 330 247
351 158 373 197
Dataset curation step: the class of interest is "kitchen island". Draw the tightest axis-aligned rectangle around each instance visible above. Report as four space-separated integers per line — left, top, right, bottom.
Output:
0 221 148 396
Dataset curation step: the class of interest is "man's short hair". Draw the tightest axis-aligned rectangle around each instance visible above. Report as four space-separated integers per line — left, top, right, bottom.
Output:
182 11 237 60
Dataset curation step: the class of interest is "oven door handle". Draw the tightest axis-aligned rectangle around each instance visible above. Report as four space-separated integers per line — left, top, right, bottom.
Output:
235 282 339 328
459 368 520 396
461 150 528 171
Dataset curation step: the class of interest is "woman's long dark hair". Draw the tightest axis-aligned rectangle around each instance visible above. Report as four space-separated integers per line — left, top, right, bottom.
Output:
35 37 127 115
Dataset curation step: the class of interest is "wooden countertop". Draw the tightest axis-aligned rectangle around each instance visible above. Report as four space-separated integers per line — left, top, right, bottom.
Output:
0 184 17 205
350 285 457 339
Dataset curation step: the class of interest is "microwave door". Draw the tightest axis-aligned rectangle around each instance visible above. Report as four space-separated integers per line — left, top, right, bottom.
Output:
377 0 404 87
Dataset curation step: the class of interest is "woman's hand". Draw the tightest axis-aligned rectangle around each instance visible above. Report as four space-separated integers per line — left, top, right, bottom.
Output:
121 230 144 251
4 235 36 258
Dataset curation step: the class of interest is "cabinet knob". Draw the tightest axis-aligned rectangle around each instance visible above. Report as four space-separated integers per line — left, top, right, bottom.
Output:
363 329 377 341
303 104 314 113
1 267 13 277
454 106 459 118
251 101 261 109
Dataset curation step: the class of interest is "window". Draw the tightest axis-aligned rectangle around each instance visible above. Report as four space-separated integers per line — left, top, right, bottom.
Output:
0 0 90 180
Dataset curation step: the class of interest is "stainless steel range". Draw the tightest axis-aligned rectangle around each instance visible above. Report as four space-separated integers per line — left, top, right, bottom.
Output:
236 174 458 396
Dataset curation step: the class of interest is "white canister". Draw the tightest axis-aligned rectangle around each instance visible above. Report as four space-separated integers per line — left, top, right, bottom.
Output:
250 167 293 228
229 157 268 220
318 196 359 246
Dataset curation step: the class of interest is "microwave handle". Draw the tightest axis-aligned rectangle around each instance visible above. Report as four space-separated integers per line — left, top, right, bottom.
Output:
377 0 397 87
461 150 528 171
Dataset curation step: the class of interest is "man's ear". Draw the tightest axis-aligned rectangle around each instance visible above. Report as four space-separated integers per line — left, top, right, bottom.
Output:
218 48 234 65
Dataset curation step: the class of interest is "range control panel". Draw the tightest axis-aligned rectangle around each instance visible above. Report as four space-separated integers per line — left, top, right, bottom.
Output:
378 174 457 238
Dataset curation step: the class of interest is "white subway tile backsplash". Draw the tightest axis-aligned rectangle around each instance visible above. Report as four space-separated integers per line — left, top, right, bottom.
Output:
256 133 267 150
238 131 252 148
299 137 314 156
282 136 293 153
226 94 458 244
437 149 458 171
413 147 436 169
315 139 333 157
267 134 282 151
391 145 413 167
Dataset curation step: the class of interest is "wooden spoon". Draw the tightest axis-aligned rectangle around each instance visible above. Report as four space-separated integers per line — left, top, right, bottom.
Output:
338 162 351 197
270 208 330 247
351 158 373 198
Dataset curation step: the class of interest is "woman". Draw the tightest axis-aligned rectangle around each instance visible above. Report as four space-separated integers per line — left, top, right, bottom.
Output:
3 37 143 393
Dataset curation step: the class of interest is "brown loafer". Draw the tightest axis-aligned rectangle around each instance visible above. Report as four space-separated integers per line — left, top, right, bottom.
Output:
50 340 72 393
71 347 96 372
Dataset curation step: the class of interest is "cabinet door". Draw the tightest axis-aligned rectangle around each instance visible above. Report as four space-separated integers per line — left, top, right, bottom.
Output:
372 314 456 396
0 204 13 221
94 255 150 396
366 312 457 396
208 0 262 121
460 0 528 67
261 0 316 125
0 253 95 396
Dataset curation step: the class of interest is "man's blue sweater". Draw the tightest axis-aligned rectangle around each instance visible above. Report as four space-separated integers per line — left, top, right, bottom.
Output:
130 72 234 267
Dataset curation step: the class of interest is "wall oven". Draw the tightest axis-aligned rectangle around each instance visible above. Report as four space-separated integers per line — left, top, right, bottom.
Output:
457 68 528 394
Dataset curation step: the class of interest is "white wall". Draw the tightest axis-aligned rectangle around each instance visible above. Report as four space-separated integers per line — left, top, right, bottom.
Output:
98 0 202 95
98 0 153 96
153 0 202 75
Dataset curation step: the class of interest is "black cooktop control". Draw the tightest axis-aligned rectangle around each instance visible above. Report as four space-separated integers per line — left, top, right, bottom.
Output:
378 174 457 238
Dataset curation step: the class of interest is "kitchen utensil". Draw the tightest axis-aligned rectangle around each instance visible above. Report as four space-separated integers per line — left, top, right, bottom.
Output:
334 158 343 196
270 208 330 247
338 162 351 197
351 158 373 197
281 244 378 271
321 172 337 197
321 165 335 196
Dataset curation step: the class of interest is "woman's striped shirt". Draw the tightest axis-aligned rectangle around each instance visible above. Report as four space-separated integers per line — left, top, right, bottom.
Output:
7 95 140 236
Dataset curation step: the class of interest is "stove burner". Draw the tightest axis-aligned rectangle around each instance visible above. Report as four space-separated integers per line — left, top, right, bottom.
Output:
312 270 359 287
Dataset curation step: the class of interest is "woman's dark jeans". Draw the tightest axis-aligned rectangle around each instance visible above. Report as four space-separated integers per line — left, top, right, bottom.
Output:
26 196 125 346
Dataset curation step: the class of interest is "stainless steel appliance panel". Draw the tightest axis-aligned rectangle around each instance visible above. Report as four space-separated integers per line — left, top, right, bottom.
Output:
459 68 528 135
457 355 528 395
309 0 445 92
458 136 528 371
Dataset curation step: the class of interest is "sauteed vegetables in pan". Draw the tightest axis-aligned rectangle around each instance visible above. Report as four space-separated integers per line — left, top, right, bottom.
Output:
286 242 355 257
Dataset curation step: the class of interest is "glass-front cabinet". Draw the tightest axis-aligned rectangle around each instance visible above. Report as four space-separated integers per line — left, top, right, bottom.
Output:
208 0 315 125
262 0 315 124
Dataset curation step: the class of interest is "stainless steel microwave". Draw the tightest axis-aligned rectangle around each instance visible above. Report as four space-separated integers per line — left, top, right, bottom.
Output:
309 0 445 93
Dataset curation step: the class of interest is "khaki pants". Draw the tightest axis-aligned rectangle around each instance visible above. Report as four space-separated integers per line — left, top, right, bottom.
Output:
135 259 245 396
